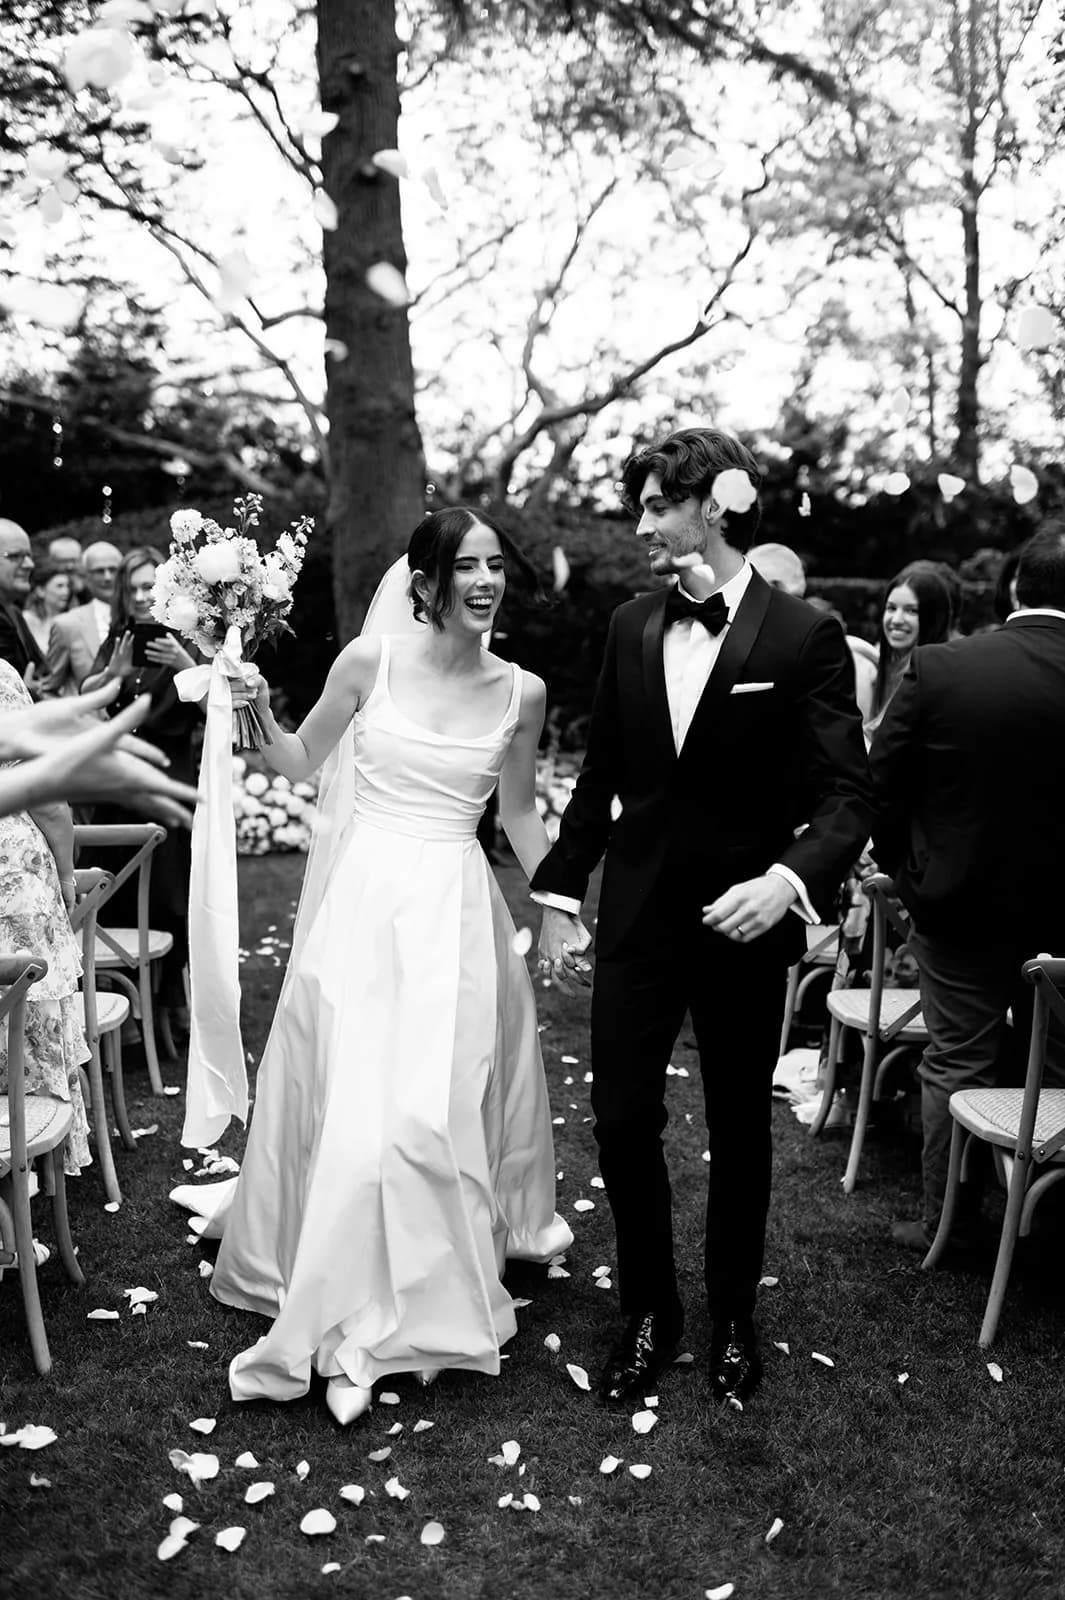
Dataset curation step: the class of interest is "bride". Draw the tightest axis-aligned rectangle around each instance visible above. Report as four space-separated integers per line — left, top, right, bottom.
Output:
176 507 579 1423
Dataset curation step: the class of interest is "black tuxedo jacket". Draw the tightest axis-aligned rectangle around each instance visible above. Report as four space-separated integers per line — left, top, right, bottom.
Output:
871 612 1065 950
0 601 45 681
531 570 873 961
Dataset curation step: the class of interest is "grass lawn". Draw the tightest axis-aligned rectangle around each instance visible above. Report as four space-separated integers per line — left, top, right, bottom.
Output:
3 851 1065 1600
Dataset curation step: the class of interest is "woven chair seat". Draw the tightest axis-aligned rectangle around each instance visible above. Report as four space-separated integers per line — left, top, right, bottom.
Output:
94 928 173 965
96 992 131 1033
951 1086 1065 1162
0 1093 74 1171
826 986 926 1040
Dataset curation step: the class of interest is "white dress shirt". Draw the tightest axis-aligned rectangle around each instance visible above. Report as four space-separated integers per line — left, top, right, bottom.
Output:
533 560 817 922
91 598 112 644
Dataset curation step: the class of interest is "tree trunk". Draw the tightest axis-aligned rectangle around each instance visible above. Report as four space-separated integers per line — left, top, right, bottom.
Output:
317 0 425 642
953 0 982 477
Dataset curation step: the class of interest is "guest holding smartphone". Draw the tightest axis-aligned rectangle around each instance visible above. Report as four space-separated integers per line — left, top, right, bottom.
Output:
81 546 201 1040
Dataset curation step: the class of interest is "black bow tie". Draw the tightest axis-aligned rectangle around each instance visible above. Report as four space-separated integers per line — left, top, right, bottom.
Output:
664 587 729 634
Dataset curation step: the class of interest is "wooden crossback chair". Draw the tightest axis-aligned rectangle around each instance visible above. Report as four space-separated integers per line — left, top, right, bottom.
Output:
73 823 174 1096
0 953 85 1375
809 874 927 1193
779 922 841 1058
923 954 1065 1346
71 868 131 1206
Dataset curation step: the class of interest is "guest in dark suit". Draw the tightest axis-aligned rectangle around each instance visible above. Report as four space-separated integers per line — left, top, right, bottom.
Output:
534 429 873 1407
871 521 1065 1252
0 519 46 691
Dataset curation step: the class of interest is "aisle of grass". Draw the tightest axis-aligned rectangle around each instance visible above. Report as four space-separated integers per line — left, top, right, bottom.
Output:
3 852 1065 1600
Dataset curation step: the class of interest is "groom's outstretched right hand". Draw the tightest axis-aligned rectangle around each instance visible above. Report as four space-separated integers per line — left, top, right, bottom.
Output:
537 908 594 995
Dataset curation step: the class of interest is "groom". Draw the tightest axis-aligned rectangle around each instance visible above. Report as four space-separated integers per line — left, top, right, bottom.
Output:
534 428 872 1407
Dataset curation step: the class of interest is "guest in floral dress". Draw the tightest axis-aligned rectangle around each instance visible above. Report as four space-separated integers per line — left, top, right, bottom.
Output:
0 659 91 1173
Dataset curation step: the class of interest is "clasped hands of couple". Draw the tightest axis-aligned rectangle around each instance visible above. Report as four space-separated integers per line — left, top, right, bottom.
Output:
538 872 799 991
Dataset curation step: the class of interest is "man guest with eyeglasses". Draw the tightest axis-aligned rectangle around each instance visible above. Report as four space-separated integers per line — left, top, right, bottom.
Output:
46 540 123 696
0 519 47 693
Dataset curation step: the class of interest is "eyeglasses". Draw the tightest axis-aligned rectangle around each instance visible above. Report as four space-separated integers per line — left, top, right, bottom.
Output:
0 551 32 564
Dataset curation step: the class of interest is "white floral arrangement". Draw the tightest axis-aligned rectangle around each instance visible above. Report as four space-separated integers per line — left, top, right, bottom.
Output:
151 493 312 749
232 757 318 856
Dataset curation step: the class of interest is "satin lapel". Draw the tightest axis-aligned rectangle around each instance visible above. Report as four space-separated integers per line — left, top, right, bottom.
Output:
680 571 772 756
639 593 677 768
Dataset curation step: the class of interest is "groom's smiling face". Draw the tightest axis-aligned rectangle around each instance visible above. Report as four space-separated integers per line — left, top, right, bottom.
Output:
635 473 708 578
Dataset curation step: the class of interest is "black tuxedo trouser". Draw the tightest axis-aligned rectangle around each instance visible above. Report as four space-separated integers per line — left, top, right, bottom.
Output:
590 868 792 1324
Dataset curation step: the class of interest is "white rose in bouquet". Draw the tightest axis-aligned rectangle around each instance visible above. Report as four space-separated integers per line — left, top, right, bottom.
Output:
244 772 270 797
284 794 306 817
194 542 243 585
268 806 289 828
170 508 205 541
271 774 292 792
163 595 201 633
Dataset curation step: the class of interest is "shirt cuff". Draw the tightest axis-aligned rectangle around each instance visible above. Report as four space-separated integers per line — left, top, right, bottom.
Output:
531 890 582 915
768 864 818 925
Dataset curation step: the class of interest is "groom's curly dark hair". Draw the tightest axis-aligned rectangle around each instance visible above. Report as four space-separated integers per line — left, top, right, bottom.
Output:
619 428 764 550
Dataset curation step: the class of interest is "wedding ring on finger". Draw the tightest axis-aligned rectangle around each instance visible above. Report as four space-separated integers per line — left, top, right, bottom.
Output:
735 925 746 939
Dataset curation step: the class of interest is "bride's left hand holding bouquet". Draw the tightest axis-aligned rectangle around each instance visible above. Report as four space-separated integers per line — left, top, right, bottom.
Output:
157 493 313 1150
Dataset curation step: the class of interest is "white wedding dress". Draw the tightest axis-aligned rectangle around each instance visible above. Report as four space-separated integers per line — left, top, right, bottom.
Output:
181 637 572 1401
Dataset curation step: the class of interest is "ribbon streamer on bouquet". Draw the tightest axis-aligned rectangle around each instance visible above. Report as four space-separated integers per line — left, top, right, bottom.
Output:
174 624 256 1147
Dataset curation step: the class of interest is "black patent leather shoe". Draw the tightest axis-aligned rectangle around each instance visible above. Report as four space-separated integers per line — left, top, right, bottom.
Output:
709 1317 762 1409
598 1311 683 1406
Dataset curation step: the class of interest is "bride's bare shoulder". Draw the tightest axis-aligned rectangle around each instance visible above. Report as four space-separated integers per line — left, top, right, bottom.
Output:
329 636 383 696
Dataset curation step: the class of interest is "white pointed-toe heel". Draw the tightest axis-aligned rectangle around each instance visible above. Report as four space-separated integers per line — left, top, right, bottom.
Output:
325 1376 373 1425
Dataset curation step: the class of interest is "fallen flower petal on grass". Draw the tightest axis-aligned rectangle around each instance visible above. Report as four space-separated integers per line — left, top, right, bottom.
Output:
157 1516 199 1563
898 1373 909 1386
300 1508 336 1536
339 1484 365 1505
705 1585 735 1600
384 1477 410 1500
103 1201 120 1213
87 1309 120 1321
544 1334 561 1353
378 1392 400 1405
632 1411 657 1435
368 1447 391 1462
413 1420 434 1433
498 1492 514 1508
629 1464 652 1480
189 1418 216 1435
124 1287 158 1307
501 1440 521 1465
811 1352 835 1367
162 1493 183 1512
548 1265 571 1279
773 1342 790 1356
215 1527 246 1551
29 1472 51 1488
244 1482 275 1505
387 1423 403 1436
766 1516 784 1544
599 1455 622 1474
234 1451 258 1468
186 1341 208 1351
420 1520 445 1546
296 1460 310 1480
674 1352 694 1366
573 1200 595 1213
595 1278 613 1290
168 1450 219 1484
566 1364 591 1391
198 1262 214 1279
987 1362 1004 1383
322 1563 341 1574
759 1276 779 1287
522 1492 541 1511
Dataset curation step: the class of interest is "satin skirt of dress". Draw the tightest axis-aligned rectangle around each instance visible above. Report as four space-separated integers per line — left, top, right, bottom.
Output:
202 818 571 1401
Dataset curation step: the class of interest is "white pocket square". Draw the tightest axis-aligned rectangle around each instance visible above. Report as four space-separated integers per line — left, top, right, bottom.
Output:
730 680 774 694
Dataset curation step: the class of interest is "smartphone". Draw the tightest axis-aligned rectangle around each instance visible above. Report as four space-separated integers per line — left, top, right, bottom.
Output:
130 622 172 666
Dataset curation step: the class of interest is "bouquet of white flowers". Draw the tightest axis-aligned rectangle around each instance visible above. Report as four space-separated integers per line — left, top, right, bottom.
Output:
152 493 312 750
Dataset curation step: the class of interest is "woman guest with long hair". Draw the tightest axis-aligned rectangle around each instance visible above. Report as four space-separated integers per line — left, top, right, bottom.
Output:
81 547 201 1037
866 564 952 741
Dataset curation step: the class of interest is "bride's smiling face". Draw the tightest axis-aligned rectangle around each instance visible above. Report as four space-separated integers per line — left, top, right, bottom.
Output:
422 521 506 636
